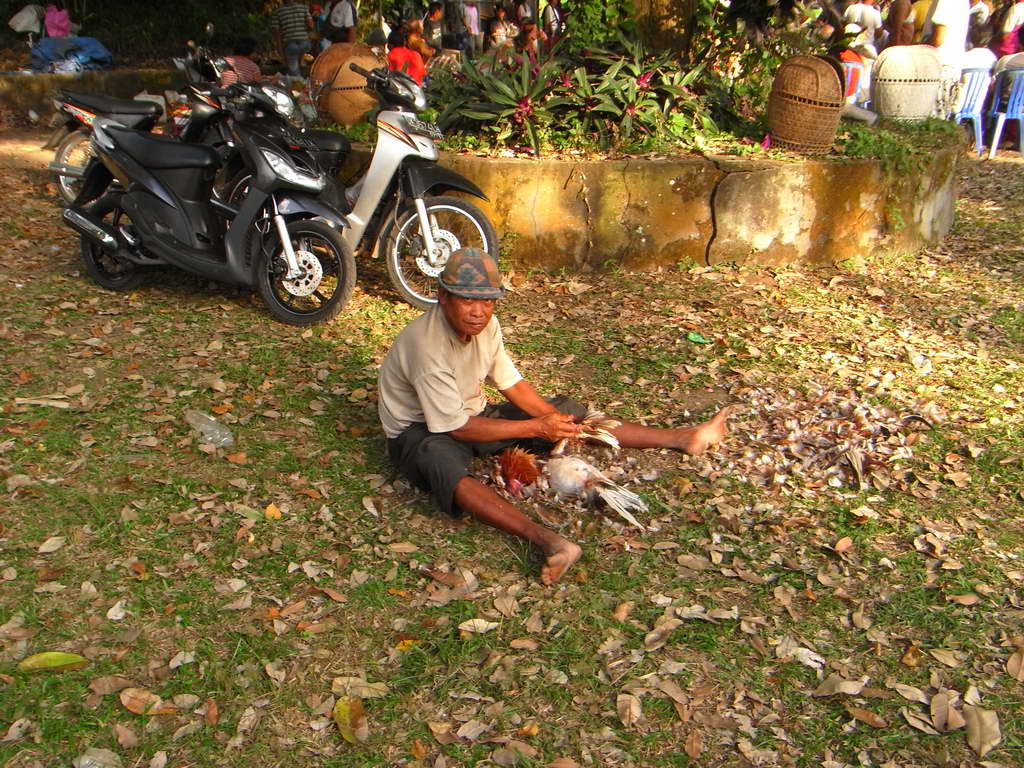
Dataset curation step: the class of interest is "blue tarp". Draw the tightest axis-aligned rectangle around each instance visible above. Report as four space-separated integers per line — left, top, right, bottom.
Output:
30 36 113 73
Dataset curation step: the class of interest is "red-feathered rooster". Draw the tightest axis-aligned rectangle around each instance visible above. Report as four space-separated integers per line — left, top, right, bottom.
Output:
495 447 647 530
497 447 540 498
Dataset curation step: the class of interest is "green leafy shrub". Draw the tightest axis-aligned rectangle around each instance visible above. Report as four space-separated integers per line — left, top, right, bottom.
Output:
429 32 717 156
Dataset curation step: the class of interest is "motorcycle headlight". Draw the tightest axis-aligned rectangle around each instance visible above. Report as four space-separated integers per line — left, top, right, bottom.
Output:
261 149 324 191
262 86 295 119
389 74 427 112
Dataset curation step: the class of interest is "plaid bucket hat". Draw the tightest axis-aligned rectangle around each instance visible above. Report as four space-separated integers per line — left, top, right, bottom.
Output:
438 247 505 300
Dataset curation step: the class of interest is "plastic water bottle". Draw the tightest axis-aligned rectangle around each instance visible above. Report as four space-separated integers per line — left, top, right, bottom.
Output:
184 410 235 448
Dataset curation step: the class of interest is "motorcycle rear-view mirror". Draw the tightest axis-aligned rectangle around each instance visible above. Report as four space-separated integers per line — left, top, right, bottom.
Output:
204 22 215 38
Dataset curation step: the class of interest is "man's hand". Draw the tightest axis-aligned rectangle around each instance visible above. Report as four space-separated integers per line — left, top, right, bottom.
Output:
531 412 579 443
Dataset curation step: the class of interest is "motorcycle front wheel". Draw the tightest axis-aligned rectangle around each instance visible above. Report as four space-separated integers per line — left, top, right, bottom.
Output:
256 219 356 326
54 129 93 204
382 196 498 310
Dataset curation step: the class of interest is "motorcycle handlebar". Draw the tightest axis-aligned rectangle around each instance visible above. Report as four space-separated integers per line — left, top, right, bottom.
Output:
348 62 374 79
207 87 235 98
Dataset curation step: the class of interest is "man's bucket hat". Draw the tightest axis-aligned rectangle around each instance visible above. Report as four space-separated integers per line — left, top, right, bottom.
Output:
438 247 505 300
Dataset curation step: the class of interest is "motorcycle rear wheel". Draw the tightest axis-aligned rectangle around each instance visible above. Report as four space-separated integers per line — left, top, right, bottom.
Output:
55 129 94 204
256 219 356 326
382 196 498 310
79 196 146 292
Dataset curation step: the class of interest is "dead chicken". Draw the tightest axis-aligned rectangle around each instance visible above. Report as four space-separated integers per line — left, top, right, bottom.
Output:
545 456 648 531
551 410 621 456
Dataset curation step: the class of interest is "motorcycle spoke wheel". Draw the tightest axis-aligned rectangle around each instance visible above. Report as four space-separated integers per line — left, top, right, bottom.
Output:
79 197 145 292
257 220 356 326
383 196 498 310
55 130 94 205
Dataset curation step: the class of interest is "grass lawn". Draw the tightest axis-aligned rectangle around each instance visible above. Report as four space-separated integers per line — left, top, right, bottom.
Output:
1 134 1022 768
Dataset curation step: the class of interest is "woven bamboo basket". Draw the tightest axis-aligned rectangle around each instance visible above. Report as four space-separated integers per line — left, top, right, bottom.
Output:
768 55 844 152
870 45 943 121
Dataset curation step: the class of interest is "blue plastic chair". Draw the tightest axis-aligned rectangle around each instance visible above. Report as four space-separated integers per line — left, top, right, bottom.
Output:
987 69 1024 159
843 60 866 106
952 67 992 155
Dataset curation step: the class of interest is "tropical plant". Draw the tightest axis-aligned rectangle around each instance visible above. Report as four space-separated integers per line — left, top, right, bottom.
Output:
452 56 563 154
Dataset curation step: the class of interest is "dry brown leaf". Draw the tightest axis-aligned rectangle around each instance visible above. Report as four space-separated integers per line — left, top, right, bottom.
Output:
545 759 581 768
929 648 961 667
1006 648 1024 682
113 723 139 748
89 676 134 696
225 451 248 465
964 705 1001 758
612 601 634 621
617 693 642 728
812 673 867 697
332 696 368 743
657 678 688 704
834 536 854 553
846 706 887 728
331 678 389 698
459 618 498 634
901 645 923 667
893 683 929 704
684 729 703 759
456 719 490 741
204 698 219 726
411 738 428 760
930 691 966 732
945 593 981 606
902 707 940 735
119 687 177 716
676 554 711 571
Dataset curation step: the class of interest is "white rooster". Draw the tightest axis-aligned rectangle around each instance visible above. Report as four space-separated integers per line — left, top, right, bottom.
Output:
545 456 648 531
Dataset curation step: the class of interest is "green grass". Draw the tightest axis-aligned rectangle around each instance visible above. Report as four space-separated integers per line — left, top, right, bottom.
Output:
2 149 1024 767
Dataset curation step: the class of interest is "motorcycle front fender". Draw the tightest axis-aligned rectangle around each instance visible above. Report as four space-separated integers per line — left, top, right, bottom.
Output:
41 122 75 150
400 159 488 201
278 193 349 228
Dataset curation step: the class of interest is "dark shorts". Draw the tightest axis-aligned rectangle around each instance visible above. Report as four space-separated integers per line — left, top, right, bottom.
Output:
386 395 588 518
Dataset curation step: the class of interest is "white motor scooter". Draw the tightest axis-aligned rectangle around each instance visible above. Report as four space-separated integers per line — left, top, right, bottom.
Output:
340 63 497 309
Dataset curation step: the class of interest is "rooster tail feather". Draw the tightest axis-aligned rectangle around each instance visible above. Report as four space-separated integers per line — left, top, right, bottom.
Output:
594 484 647 530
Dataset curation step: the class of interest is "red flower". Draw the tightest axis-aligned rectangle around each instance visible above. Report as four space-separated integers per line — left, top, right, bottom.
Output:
637 71 654 91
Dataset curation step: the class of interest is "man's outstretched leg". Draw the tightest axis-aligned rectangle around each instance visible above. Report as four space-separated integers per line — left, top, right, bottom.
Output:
454 476 581 585
608 406 732 454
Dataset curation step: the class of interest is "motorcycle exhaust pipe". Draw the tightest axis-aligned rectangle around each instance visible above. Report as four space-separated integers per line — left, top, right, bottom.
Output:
49 161 86 178
62 208 119 251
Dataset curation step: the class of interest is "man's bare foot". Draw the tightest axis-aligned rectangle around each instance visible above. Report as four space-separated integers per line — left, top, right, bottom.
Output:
675 406 733 455
540 539 582 585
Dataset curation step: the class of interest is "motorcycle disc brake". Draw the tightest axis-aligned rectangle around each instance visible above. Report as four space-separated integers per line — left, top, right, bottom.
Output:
281 250 323 297
414 229 461 278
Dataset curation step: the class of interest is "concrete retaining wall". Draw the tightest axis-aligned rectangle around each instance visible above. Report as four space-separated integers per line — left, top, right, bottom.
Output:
0 69 184 117
435 149 957 270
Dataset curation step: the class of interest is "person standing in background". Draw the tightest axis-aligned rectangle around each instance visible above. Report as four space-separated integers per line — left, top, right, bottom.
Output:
406 17 438 62
541 0 564 47
271 0 314 78
886 0 918 45
424 3 445 50
489 4 518 49
994 0 1024 56
221 37 262 86
326 0 359 43
464 1 483 57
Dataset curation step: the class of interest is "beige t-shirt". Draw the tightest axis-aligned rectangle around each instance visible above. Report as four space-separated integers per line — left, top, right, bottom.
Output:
378 304 522 439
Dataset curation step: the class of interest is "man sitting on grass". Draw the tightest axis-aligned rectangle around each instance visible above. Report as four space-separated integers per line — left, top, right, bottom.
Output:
377 248 731 585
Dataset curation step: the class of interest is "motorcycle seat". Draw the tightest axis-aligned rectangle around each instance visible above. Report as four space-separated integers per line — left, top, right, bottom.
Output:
304 129 351 155
60 90 163 118
108 126 220 170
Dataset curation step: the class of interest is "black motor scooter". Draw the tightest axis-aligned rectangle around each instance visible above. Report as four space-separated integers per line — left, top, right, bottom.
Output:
62 115 356 326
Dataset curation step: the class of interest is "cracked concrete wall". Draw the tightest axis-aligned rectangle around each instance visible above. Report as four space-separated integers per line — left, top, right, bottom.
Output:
437 149 957 271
